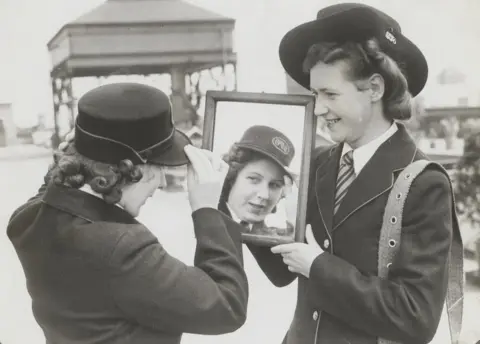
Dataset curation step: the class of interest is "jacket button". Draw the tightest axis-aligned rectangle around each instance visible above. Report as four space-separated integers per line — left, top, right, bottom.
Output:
323 239 330 249
313 311 319 321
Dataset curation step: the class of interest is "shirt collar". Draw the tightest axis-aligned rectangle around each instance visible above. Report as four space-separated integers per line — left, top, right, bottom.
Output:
341 122 398 175
226 202 253 231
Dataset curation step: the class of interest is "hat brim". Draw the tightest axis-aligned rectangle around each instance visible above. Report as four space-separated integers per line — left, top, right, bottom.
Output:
148 129 192 167
279 8 428 97
236 143 293 178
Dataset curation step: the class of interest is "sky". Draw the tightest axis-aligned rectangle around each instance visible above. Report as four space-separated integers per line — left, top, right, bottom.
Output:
0 0 479 127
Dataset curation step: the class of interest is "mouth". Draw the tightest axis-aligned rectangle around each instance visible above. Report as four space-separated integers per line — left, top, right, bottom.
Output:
325 118 341 128
247 202 268 214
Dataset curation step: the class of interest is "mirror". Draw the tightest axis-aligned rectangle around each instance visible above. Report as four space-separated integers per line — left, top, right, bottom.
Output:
202 91 315 247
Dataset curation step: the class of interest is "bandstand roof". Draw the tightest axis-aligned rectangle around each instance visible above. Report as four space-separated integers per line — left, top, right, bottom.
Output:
58 0 233 30
47 0 236 77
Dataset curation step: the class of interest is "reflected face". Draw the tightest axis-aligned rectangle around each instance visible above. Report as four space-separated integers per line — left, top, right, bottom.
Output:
228 158 285 223
120 164 166 217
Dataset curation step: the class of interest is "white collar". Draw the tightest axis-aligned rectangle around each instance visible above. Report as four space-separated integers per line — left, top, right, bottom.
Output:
341 122 398 175
79 184 124 210
226 202 252 231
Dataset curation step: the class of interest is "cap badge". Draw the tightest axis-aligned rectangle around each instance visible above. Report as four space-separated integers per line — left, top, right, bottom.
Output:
385 30 397 44
272 137 290 155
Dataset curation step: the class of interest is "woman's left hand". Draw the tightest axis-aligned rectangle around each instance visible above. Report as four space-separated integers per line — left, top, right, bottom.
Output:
271 225 324 278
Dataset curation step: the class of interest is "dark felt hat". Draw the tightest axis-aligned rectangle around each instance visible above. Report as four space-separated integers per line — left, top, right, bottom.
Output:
74 82 191 166
279 3 428 97
236 125 295 176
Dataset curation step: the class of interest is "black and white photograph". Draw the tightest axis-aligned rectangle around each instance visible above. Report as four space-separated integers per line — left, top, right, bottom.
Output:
0 0 479 344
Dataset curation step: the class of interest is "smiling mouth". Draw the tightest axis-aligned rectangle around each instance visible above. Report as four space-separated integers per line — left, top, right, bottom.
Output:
326 118 341 125
247 202 268 214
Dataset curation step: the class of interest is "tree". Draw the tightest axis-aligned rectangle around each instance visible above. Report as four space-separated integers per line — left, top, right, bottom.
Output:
454 129 480 283
455 130 480 223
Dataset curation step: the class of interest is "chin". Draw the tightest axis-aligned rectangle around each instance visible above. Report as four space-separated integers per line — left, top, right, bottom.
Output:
245 213 267 223
329 131 346 143
125 206 141 218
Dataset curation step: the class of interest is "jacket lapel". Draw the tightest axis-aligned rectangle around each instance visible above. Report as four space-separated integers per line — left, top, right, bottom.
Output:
314 144 342 233
332 124 418 231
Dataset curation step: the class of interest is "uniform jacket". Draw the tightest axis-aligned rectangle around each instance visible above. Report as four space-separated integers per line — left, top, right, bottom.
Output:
248 124 457 344
7 183 248 344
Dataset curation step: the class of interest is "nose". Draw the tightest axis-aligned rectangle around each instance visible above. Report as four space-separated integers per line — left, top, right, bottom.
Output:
314 98 329 117
256 182 271 200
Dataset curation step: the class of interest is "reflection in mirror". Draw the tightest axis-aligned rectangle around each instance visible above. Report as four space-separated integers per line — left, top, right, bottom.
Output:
213 101 305 245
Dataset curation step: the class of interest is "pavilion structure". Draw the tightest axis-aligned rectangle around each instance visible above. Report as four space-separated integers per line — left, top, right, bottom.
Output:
47 0 237 145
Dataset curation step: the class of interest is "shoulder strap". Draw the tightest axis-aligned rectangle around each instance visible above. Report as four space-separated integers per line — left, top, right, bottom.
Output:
378 160 464 344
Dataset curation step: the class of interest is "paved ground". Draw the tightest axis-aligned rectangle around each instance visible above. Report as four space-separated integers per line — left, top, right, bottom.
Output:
0 155 479 343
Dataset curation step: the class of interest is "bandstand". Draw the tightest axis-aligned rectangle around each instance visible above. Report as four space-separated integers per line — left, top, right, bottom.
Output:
47 0 237 146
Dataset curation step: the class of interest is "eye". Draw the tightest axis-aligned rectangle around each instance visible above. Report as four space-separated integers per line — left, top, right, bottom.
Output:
325 92 337 99
270 182 283 190
247 176 260 183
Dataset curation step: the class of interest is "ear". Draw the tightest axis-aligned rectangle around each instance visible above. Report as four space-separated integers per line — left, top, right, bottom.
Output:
368 73 385 102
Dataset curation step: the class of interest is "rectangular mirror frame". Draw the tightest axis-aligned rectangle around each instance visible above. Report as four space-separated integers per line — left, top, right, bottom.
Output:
202 90 316 246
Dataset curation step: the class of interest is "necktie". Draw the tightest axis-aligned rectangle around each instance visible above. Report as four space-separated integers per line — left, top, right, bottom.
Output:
334 150 355 214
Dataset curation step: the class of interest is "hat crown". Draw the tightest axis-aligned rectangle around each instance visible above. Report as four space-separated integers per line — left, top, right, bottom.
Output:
74 83 181 165
316 3 401 33
236 125 295 169
77 83 173 151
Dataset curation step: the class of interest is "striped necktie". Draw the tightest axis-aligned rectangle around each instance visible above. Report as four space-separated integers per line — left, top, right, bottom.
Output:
334 150 355 214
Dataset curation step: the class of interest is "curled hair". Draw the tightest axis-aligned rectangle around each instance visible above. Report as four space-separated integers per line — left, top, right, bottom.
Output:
48 144 143 204
302 38 413 121
221 145 266 201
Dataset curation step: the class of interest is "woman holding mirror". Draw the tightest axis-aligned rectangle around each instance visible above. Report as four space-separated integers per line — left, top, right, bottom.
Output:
218 125 298 238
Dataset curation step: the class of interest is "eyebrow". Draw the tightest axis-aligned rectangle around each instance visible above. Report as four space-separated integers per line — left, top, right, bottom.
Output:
311 87 337 93
247 172 284 184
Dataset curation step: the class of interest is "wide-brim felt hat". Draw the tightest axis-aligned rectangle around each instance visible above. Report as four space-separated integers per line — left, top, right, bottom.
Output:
279 3 428 97
74 82 192 166
235 125 295 178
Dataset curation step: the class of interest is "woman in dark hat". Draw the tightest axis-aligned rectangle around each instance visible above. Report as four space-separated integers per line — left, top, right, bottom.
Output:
7 83 248 344
246 3 463 344
218 125 297 237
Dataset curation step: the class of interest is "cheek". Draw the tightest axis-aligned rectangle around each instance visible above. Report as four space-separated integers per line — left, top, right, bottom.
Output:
353 95 372 122
270 188 283 202
229 180 246 202
240 183 257 201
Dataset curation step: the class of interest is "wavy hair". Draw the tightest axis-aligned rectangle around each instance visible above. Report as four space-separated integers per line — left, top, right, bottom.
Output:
302 38 414 121
47 144 143 204
220 145 269 202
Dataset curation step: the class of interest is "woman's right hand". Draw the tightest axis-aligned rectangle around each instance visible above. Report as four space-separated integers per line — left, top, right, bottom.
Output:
184 145 229 212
